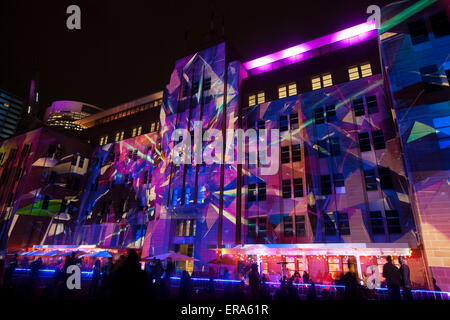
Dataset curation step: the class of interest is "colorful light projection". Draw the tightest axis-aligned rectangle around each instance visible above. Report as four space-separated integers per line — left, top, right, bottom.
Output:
243 21 377 74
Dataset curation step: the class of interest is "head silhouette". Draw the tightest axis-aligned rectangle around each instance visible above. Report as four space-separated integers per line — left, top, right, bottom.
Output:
386 256 392 263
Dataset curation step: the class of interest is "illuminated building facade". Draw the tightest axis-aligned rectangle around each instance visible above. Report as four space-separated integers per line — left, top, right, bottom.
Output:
0 127 92 253
0 88 24 140
380 1 450 291
44 100 103 133
0 0 448 291
70 92 163 248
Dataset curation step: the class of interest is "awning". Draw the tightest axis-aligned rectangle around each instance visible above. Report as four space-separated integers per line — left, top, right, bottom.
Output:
153 252 198 261
213 243 413 257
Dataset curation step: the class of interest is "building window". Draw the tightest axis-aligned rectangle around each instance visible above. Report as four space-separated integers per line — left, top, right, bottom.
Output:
248 94 256 106
292 144 301 162
314 107 325 124
337 212 350 235
348 63 372 81
288 83 297 96
290 113 299 130
279 83 297 98
321 174 332 195
248 184 257 202
115 131 124 142
369 211 385 234
282 179 291 198
348 66 360 81
99 135 108 146
326 105 337 122
257 92 265 104
278 85 287 99
248 218 257 238
295 215 306 236
150 122 156 132
329 138 341 157
372 130 386 150
203 77 211 91
293 178 304 197
284 215 294 237
408 19 429 45
353 98 365 116
324 213 336 236
378 166 393 189
334 173 345 193
281 146 290 163
430 11 450 38
280 116 289 132
364 170 378 191
360 63 372 78
258 182 266 201
132 126 142 137
176 219 196 237
311 73 333 90
258 217 267 239
366 95 378 114
386 210 402 234
318 140 329 158
433 116 450 149
358 132 371 152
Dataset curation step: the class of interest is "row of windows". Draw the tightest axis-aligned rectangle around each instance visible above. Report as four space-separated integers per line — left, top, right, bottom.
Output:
99 122 160 146
94 99 162 126
282 178 304 198
171 186 206 206
182 77 212 97
246 167 393 200
247 215 307 238
247 63 373 106
176 219 197 237
281 144 301 163
91 170 152 192
247 209 402 239
408 11 449 45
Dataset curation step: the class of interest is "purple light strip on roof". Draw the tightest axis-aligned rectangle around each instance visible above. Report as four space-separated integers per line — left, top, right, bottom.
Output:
243 21 377 71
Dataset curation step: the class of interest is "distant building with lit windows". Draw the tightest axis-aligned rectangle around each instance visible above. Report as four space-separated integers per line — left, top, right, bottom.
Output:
44 100 103 133
0 88 24 140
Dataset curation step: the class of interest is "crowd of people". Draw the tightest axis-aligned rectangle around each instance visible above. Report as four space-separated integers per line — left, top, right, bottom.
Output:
0 251 444 301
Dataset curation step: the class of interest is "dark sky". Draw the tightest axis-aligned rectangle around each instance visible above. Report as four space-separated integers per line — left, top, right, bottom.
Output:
1 0 395 117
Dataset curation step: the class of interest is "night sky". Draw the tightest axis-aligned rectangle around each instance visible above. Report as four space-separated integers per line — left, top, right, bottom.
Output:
1 0 394 118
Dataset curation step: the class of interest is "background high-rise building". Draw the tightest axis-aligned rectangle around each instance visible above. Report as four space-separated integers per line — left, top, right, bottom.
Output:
0 88 24 140
44 100 103 133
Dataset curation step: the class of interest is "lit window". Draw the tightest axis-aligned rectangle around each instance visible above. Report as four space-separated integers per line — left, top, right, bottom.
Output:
278 86 287 99
99 135 108 146
322 74 333 87
257 92 265 104
360 63 372 77
311 76 322 90
150 122 156 132
132 126 142 137
312 74 333 90
115 131 124 142
348 66 360 80
288 83 297 96
248 95 256 106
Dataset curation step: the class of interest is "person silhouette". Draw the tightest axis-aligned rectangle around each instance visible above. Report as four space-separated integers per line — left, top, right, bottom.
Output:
399 256 413 300
382 256 401 300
